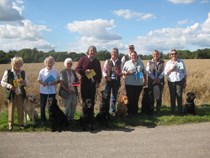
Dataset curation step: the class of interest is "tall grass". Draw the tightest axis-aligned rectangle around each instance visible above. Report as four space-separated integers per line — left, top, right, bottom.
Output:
0 59 210 112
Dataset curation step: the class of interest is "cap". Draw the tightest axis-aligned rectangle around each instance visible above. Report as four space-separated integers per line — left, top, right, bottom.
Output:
128 45 135 49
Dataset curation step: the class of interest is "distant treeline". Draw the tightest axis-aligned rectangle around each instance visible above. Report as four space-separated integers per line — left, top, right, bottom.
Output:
0 48 210 64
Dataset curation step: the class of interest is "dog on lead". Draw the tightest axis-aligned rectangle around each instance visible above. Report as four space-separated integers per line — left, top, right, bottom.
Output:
116 95 128 120
141 87 154 115
23 93 38 126
96 90 110 127
48 98 69 132
184 92 196 115
80 99 94 131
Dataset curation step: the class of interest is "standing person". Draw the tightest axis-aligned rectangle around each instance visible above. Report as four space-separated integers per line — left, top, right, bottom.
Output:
146 50 165 115
164 49 187 114
59 58 79 124
37 56 60 124
121 44 135 70
1 56 29 130
75 46 102 107
103 48 121 115
122 51 147 116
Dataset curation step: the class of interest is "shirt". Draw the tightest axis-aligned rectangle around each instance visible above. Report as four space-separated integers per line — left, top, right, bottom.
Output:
37 67 60 94
164 59 187 82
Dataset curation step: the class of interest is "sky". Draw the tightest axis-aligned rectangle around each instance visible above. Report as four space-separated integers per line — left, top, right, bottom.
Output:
0 0 210 55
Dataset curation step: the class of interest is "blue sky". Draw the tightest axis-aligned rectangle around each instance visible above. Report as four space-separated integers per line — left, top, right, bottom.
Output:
0 0 210 55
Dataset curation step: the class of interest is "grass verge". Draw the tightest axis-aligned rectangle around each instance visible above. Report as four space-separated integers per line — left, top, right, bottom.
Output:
0 104 210 132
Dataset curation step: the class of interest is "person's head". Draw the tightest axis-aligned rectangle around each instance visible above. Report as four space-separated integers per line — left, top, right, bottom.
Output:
130 51 138 62
44 56 55 69
111 48 119 60
128 45 135 54
152 50 160 61
11 56 23 72
64 58 73 69
86 46 97 60
170 49 178 60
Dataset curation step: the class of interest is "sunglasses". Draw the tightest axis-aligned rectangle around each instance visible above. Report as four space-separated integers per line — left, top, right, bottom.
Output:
171 53 177 56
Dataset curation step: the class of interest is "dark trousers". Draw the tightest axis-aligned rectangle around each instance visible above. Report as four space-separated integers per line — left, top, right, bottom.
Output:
168 79 185 114
125 85 143 115
81 81 97 106
148 84 164 113
40 93 56 121
104 79 120 113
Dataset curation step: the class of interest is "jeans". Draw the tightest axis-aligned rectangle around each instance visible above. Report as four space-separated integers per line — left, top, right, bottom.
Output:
40 93 56 122
104 79 120 113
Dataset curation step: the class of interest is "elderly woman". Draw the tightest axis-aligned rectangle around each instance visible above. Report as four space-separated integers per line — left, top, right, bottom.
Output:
164 49 187 114
59 58 79 124
146 50 165 114
122 51 147 116
75 46 102 107
1 56 29 130
37 56 60 123
103 48 121 114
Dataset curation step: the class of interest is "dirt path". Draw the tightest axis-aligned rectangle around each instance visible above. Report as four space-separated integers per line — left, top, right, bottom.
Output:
0 122 210 158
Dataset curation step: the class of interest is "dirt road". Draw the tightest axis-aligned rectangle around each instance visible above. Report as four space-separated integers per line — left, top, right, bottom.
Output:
0 122 210 158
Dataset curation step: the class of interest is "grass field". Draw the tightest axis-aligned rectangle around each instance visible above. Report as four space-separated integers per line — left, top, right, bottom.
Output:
0 59 210 131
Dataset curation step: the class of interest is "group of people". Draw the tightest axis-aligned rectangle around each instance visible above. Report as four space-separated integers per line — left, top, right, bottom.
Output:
1 45 187 130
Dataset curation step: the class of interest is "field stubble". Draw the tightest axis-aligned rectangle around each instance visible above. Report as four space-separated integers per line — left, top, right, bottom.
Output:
0 59 209 112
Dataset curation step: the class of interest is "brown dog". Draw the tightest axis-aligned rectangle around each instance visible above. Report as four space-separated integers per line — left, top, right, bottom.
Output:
23 93 38 126
116 95 128 119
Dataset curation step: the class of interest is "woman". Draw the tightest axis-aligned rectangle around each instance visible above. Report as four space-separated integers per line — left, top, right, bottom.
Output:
1 56 29 130
103 48 121 114
75 46 102 107
59 58 79 124
146 50 165 114
37 56 60 123
122 51 147 116
164 49 187 114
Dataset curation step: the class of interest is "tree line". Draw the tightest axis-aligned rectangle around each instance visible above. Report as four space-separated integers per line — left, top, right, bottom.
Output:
0 48 210 64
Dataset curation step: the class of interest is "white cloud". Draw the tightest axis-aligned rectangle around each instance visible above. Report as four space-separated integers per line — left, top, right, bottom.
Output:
113 9 154 20
132 14 210 55
168 0 195 4
66 19 123 52
201 12 210 32
0 19 54 51
0 0 23 21
177 20 189 25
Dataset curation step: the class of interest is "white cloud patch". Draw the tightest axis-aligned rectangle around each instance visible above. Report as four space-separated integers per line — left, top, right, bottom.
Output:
177 20 189 25
133 14 210 54
168 0 195 4
0 19 54 51
0 0 23 21
66 19 122 52
113 9 154 20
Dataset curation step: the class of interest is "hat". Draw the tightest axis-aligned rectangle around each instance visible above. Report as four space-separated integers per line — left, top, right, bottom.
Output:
128 45 135 49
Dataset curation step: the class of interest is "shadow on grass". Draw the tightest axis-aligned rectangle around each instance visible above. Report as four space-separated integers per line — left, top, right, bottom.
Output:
0 104 210 132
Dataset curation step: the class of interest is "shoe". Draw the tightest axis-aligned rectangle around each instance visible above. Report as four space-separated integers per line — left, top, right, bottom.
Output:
18 125 25 130
8 125 13 131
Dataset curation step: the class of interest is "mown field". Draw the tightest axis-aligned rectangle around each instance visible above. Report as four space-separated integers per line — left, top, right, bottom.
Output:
0 59 210 112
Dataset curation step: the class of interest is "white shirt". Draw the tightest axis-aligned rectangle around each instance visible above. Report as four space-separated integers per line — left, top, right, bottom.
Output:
1 68 29 88
37 67 59 94
164 59 187 82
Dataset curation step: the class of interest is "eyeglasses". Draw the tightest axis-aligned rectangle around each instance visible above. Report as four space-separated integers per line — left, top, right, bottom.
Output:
67 63 72 65
171 53 177 56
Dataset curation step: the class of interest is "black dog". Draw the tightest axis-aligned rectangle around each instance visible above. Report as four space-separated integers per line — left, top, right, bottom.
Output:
80 99 94 131
141 87 154 115
48 98 69 132
184 92 196 115
96 90 110 128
